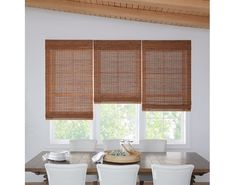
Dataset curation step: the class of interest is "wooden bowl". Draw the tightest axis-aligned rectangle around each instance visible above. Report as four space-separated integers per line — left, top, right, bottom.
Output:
103 150 141 164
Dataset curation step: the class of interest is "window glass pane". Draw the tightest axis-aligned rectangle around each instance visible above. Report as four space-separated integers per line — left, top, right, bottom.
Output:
51 108 186 146
146 112 185 144
99 104 138 142
52 120 92 140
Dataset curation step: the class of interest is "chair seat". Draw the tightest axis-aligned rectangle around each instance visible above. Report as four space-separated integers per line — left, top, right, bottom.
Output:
194 183 209 185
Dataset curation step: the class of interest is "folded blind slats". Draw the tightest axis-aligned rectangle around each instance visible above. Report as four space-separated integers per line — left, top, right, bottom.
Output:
142 40 191 111
46 40 93 119
94 41 141 103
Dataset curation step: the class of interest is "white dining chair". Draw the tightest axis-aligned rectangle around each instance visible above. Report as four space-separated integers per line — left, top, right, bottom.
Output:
69 139 98 185
139 139 167 185
97 164 139 185
103 139 121 151
69 139 97 152
45 163 87 185
151 164 194 185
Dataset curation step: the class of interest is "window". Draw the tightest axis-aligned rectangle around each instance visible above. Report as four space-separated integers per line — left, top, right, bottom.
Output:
51 120 92 144
99 104 138 142
48 40 190 147
145 112 185 144
51 105 187 146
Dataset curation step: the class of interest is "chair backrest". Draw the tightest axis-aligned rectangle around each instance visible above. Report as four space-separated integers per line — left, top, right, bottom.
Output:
139 139 167 152
69 139 97 152
45 163 87 185
103 139 120 151
151 164 194 185
97 164 139 185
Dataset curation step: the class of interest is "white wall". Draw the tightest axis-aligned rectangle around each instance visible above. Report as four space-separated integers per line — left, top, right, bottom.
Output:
25 7 209 182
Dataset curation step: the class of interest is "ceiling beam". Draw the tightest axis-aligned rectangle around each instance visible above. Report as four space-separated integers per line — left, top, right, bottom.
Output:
94 0 209 16
26 0 209 28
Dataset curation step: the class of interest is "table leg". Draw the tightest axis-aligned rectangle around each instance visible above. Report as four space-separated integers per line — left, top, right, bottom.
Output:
190 174 196 185
93 181 98 185
43 174 48 184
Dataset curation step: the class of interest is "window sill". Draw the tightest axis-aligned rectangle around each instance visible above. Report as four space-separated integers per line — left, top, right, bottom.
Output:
47 143 191 151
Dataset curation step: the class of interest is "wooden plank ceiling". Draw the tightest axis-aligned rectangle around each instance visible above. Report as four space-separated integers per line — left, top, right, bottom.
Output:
26 0 209 29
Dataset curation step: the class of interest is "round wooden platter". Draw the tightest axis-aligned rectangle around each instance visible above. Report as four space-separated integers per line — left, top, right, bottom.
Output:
103 151 141 164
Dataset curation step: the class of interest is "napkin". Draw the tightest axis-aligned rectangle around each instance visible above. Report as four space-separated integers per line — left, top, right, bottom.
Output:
92 152 106 163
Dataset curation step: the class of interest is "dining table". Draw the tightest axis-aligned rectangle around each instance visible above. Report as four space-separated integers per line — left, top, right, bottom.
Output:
25 151 209 185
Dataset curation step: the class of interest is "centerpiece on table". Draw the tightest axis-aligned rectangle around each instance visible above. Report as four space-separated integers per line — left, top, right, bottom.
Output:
103 139 141 164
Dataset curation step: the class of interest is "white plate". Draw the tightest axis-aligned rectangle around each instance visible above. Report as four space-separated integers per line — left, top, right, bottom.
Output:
42 151 69 161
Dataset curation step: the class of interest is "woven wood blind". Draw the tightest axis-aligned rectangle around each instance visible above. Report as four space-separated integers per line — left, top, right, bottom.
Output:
142 40 191 111
94 40 141 103
46 40 93 119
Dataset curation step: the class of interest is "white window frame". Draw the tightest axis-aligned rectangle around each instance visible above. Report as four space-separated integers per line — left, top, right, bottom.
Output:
139 105 190 149
50 104 190 149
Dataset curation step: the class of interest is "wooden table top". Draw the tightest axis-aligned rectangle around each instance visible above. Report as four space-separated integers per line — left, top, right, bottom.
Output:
25 151 209 176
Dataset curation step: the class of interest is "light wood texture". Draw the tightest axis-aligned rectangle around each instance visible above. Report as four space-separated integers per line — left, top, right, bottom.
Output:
25 0 209 28
103 150 141 164
91 0 209 16
25 151 209 176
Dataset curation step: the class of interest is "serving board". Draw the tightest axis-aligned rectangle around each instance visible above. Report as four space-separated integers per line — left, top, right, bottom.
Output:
103 150 141 164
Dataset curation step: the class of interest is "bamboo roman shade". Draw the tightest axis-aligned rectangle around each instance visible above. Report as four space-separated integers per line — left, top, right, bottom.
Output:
45 40 191 120
46 40 93 119
142 41 191 111
94 41 141 103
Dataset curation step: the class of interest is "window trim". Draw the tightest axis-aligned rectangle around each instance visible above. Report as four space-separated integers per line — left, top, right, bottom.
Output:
50 105 190 149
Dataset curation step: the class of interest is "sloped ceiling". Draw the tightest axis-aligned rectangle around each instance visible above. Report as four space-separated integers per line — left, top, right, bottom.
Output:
26 0 209 29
